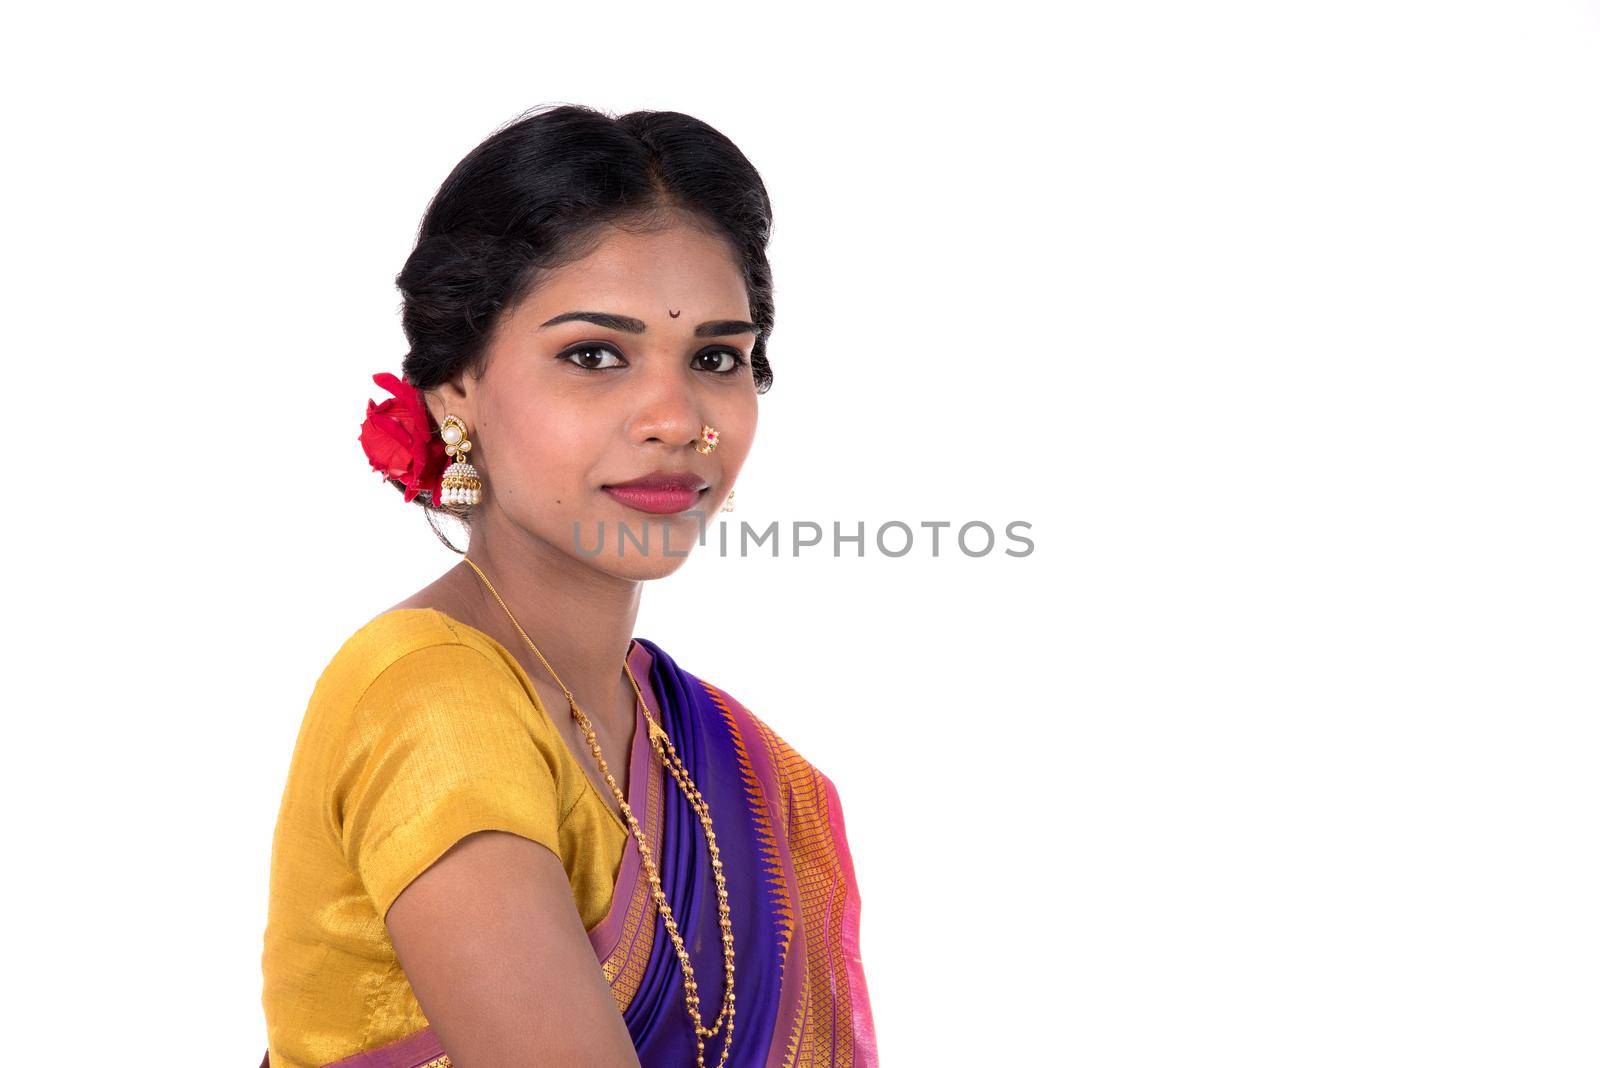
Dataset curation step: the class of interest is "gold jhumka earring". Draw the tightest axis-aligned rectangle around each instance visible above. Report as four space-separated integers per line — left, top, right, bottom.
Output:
438 415 482 506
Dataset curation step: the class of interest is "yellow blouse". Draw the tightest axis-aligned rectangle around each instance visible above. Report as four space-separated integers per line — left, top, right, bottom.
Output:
260 607 652 1068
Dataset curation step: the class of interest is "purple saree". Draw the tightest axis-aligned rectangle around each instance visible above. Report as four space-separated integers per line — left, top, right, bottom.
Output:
263 638 877 1068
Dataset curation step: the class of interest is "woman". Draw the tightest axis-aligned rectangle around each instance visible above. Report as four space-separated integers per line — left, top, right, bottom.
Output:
259 105 878 1068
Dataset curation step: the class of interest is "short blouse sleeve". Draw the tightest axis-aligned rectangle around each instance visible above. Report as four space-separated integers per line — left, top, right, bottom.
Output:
329 641 566 920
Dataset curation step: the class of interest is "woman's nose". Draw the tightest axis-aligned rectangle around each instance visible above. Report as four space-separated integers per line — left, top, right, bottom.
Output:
626 367 705 449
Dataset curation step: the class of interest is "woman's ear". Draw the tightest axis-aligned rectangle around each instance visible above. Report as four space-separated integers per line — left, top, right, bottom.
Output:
423 374 471 427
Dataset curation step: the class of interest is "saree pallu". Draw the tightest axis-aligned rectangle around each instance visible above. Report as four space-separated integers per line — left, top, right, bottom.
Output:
265 637 878 1068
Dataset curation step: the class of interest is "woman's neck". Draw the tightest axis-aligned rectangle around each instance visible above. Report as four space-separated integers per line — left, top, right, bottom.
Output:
435 510 644 733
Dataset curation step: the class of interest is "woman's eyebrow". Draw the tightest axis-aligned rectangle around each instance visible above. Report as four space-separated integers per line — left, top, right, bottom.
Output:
538 310 757 338
694 319 758 338
540 310 646 333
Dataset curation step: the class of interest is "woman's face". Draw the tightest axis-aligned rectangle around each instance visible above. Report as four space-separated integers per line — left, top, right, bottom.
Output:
429 218 759 580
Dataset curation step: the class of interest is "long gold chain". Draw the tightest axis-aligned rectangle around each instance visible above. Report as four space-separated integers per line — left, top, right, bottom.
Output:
460 556 736 1068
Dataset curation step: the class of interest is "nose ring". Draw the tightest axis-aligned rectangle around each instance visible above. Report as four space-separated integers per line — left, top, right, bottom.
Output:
695 424 720 455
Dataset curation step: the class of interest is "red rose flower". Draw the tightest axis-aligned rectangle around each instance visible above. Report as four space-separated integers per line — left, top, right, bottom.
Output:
358 371 446 503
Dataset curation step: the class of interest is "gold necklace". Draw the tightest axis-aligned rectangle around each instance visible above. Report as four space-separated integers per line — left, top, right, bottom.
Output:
460 556 737 1068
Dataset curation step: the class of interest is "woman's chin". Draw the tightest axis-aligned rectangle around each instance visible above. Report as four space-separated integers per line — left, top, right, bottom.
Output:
583 550 698 582
564 508 711 570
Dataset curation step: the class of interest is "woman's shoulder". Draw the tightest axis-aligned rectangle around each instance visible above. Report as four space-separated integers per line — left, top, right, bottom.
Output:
293 607 568 806
690 673 832 802
303 607 529 734
695 673 795 752
337 604 456 657
689 673 860 868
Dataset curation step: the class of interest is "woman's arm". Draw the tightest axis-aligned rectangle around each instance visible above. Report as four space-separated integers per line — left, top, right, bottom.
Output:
385 830 643 1068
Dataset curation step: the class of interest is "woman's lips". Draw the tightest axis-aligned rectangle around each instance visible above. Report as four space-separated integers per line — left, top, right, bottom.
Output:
601 474 709 515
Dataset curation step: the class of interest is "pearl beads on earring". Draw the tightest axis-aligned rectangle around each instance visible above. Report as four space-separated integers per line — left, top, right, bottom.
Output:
438 415 482 506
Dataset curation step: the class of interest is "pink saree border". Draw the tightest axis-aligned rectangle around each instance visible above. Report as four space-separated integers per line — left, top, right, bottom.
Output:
315 1024 443 1068
823 770 880 1068
585 638 661 961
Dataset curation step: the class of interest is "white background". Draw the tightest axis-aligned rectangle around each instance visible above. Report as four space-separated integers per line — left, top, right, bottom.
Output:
3 2 1597 1065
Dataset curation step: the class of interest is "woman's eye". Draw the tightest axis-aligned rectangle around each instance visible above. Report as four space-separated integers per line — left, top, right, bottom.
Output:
695 347 749 374
560 344 626 371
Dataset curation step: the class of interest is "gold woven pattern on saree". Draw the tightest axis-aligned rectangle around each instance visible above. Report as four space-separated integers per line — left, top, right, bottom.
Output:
705 681 859 1068
703 681 797 958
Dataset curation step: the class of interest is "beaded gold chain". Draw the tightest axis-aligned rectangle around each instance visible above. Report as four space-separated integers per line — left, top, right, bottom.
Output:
461 556 737 1068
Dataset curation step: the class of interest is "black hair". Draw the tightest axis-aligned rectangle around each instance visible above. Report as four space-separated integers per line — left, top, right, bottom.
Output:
385 103 776 544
